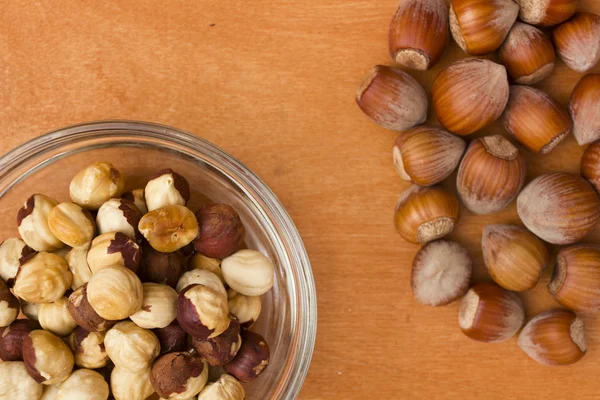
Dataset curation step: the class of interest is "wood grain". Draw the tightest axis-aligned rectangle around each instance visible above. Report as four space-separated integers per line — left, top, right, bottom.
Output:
1 1 600 399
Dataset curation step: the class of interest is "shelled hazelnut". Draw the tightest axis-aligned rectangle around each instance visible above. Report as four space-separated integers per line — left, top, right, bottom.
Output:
145 169 191 212
192 316 242 366
67 284 116 332
552 12 600 73
86 232 141 274
153 321 189 355
570 73 600 145
96 198 143 240
139 243 185 288
0 237 35 286
66 327 109 369
20 298 41 321
123 189 148 215
41 384 59 399
130 283 179 329
193 204 245 259
222 250 274 297
55 369 109 400
13 252 72 304
22 330 74 384
224 331 270 382
0 319 40 361
110 366 154 400
177 284 230 339
0 278 19 327
177 270 227 296
227 289 262 329
64 246 92 290
0 361 43 399
150 352 208 399
197 374 245 400
103 321 160 372
515 0 577 26
139 205 199 253
69 162 125 210
17 194 63 252
47 202 96 248
38 297 78 337
86 265 143 320
188 253 224 283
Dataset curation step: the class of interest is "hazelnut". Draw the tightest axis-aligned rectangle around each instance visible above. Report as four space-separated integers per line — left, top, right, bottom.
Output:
41 384 60 399
499 22 556 85
388 0 448 71
582 140 600 192
458 282 525 343
570 73 600 145
517 173 600 244
394 185 460 245
153 321 189 355
96 198 143 240
64 246 92 290
0 278 19 327
355 65 428 131
515 0 578 26
0 237 35 286
110 366 154 400
123 189 148 215
39 297 78 337
176 242 196 258
393 126 466 186
139 243 185 288
151 352 208 399
67 284 116 332
130 283 179 329
227 289 262 329
197 374 245 400
193 204 245 259
456 135 526 214
47 203 96 248
502 85 572 154
20 298 41 321
13 252 72 303
0 361 43 399
552 12 600 73
139 205 199 253
177 284 230 339
22 330 74 384
192 316 241 366
0 319 40 361
176 270 227 296
224 331 270 382
56 369 109 400
86 265 143 320
411 240 472 307
17 194 64 252
221 250 274 297
449 0 519 55
104 321 160 371
432 58 509 135
66 327 109 369
86 232 141 274
482 224 549 292
518 309 585 366
69 162 125 210
188 253 224 283
145 169 191 212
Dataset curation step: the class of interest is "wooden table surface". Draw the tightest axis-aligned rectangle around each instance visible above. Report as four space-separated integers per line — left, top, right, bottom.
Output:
2 1 600 399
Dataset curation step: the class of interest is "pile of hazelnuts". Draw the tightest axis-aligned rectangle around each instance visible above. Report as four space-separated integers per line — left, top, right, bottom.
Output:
0 161 274 399
356 0 600 366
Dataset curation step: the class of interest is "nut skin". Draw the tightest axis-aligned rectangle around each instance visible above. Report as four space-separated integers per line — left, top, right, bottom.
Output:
110 366 154 400
393 126 466 186
64 246 92 290
432 58 509 136
502 85 572 154
548 244 600 312
0 361 44 400
192 316 242 366
197 374 245 400
104 321 160 372
69 162 125 210
517 173 600 245
38 297 78 337
518 309 585 366
582 140 600 193
355 65 428 132
388 0 448 70
221 250 274 297
515 0 578 26
224 330 270 383
17 194 64 252
570 73 600 145
458 282 525 343
87 232 142 274
227 289 262 329
394 185 460 245
13 252 72 303
67 284 116 332
0 278 19 327
123 189 148 215
153 321 189 355
449 0 519 55
22 330 75 385
188 253 224 283
145 169 191 212
86 265 144 320
0 319 41 361
177 284 230 340
411 240 472 307
66 327 109 369
139 205 199 253
456 135 526 214
96 198 143 241
0 237 35 286
47 203 96 248
499 22 556 85
139 243 185 288
482 224 549 292
193 204 245 259
130 283 179 329
150 352 208 399
56 369 109 400
552 12 600 73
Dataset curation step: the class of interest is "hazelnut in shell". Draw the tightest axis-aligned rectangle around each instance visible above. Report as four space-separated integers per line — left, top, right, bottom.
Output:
69 162 125 210
0 237 35 286
56 369 109 400
221 250 274 297
67 284 116 332
86 265 143 320
0 319 41 361
66 327 109 369
227 289 262 329
193 204 245 259
64 246 92 290
188 253 224 283
13 252 72 304
22 330 74 385
197 374 245 400
145 169 191 212
552 12 600 73
130 283 179 329
192 316 242 366
177 284 230 339
139 243 185 288
87 232 141 274
515 0 578 26
151 352 208 399
0 361 43 400
47 203 96 248
581 140 600 193
38 297 78 337
17 194 63 252
0 278 19 327
176 269 227 296
110 366 154 400
570 73 600 145
153 321 189 355
103 321 160 372
139 205 199 253
123 188 148 215
96 198 143 240
224 330 270 382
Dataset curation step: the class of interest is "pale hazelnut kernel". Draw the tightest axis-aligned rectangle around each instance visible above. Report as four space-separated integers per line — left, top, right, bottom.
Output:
96 198 143 240
188 253 224 283
110 366 154 400
227 289 262 329
86 232 142 274
197 374 245 400
139 205 199 253
17 194 64 252
67 284 116 332
104 321 160 372
123 188 148 214
0 361 43 399
64 246 92 290
144 169 191 212
66 327 109 369
22 330 74 385
130 283 179 329
0 279 19 327
150 352 208 399
39 297 78 337
69 162 125 210
47 203 96 248
176 269 227 296
20 299 41 321
41 384 60 399
177 284 230 339
56 369 109 400
86 265 143 320
0 237 35 286
221 250 274 296
13 252 72 303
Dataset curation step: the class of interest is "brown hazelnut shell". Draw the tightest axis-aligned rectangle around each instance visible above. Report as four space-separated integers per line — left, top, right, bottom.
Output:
224 330 270 382
193 204 245 259
570 73 600 146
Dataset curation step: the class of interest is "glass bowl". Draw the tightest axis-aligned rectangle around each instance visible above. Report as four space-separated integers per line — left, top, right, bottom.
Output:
0 121 317 399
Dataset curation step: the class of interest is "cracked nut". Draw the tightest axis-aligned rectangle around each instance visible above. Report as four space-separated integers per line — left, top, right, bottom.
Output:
130 283 178 329
227 289 262 329
222 250 274 297
145 169 191 212
139 243 185 288
188 253 224 283
123 188 148 215
176 269 227 296
96 198 143 240
153 321 188 355
177 284 230 339
552 12 600 73
139 205 199 253
47 202 96 248
86 265 143 320
22 330 74 385
197 374 245 400
150 352 208 399
64 246 92 290
69 162 125 210
570 73 600 145
0 361 43 399
110 366 154 400
104 321 160 372
0 237 35 286
56 369 109 400
39 297 78 337
87 232 141 274
0 319 40 361
224 330 270 382
192 315 241 366
67 284 116 332
66 327 109 369
17 194 63 252
13 252 72 303
0 279 19 327
193 204 245 260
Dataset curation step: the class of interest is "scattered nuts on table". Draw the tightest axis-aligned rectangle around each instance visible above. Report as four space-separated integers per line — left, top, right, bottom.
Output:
153 321 189 355
144 169 191 212
570 73 600 145
0 361 43 400
222 249 275 296
515 0 577 26
47 202 96 248
139 204 199 252
13 252 72 303
17 194 64 252
110 365 154 400
176 269 227 296
193 204 245 259
130 282 179 329
150 352 208 399
0 319 40 361
139 243 185 288
177 283 230 339
197 373 245 400
86 232 141 274
552 12 600 73
67 284 116 332
55 369 109 400
224 330 270 382
103 321 160 372
0 278 20 327
227 289 262 330
66 327 109 369
188 253 224 283
192 315 242 366
0 237 35 285
69 162 125 210
95 197 143 240
22 329 75 384
38 297 78 337
86 264 143 320
64 245 93 290
123 188 148 214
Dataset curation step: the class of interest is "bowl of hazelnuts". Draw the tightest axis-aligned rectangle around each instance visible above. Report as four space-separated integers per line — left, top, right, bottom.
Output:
0 121 316 400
